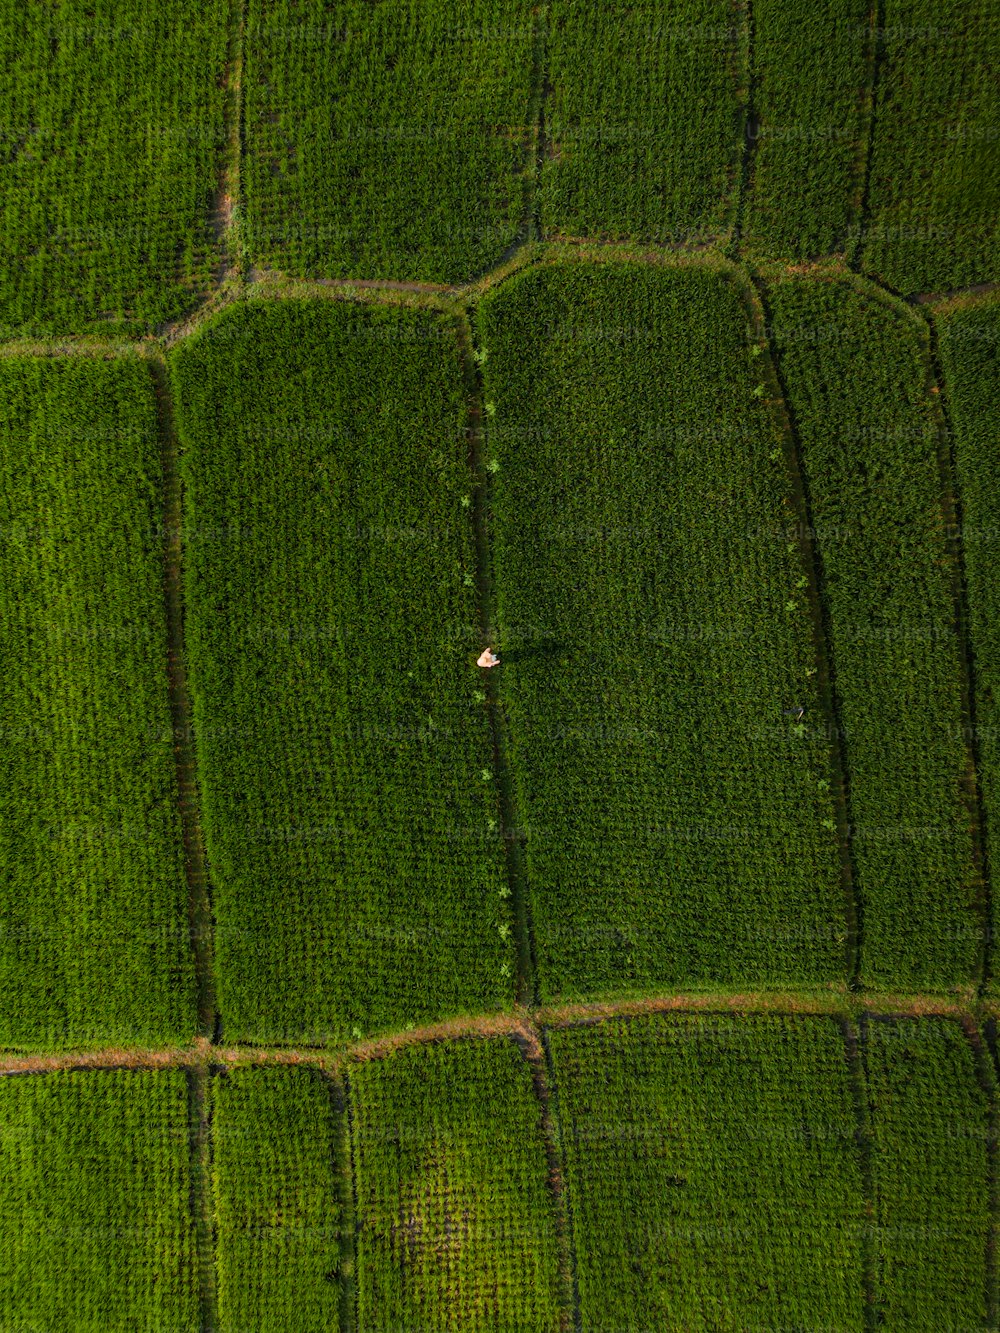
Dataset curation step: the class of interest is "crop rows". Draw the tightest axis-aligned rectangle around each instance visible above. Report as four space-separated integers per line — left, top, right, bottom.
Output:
938 296 1000 989
0 356 195 1048
170 298 510 1043
0 1016 992 1328
477 260 844 999
766 274 978 989
0 0 233 335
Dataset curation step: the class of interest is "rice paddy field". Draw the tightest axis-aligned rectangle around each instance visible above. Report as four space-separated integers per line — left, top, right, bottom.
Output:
2 2 999 1327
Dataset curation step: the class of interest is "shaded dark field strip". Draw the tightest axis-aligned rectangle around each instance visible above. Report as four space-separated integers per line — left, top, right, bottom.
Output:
922 307 993 991
728 0 757 257
187 1066 219 1333
848 0 885 272
324 1069 358 1333
844 1016 878 1333
534 1028 583 1333
737 267 860 986
454 313 538 1008
961 1015 999 1331
146 353 219 1041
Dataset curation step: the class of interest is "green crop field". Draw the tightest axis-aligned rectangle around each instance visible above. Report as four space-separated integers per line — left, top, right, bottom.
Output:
349 1037 562 1331
0 0 232 335
0 1069 198 1331
745 0 870 258
213 1066 348 1332
0 356 194 1048
766 275 978 989
477 260 843 998
171 298 509 1043
939 297 1000 984
864 1017 994 1329
858 0 1000 294
548 1014 866 1331
3 3 1000 1326
243 0 537 284
541 0 741 245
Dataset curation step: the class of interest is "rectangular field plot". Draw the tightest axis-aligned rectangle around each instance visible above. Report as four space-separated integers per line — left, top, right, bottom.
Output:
864 1018 993 1330
767 276 979 988
0 358 194 1047
0 0 233 334
213 1066 348 1332
547 1014 866 1332
171 300 509 1042
859 0 1000 294
0 1070 198 1331
938 298 1000 991
243 0 536 284
476 261 844 1000
349 1038 563 1331
541 0 742 245
745 0 871 258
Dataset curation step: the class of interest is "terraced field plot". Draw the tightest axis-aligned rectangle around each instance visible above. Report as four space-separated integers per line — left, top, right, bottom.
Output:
243 0 537 283
859 0 1000 294
547 1014 867 1332
939 295 1000 988
171 298 509 1043
213 1066 348 1332
0 1069 198 1331
0 356 194 1048
349 1037 562 1332
745 0 871 258
0 0 232 334
865 1017 994 1329
767 274 978 989
541 0 742 245
477 259 844 999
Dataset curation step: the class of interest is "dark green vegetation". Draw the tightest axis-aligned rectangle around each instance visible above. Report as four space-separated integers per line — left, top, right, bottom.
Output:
746 0 870 258
939 298 1000 987
767 275 978 989
171 299 509 1043
349 1037 562 1331
0 0 232 335
477 260 843 999
865 1018 994 1329
0 357 194 1047
858 0 1000 294
243 0 536 283
542 0 741 245
213 1066 348 1332
0 1070 198 1330
548 1014 866 1332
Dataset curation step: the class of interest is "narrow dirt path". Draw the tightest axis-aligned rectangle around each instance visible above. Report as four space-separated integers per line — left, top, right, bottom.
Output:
187 1066 219 1333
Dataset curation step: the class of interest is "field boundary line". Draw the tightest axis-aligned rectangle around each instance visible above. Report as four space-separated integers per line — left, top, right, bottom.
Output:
739 265 859 985
454 311 538 1007
847 0 885 272
144 351 218 1039
187 1066 219 1333
523 1027 582 1333
923 304 993 989
319 1068 358 1333
845 1016 879 1330
728 0 757 257
527 3 550 246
